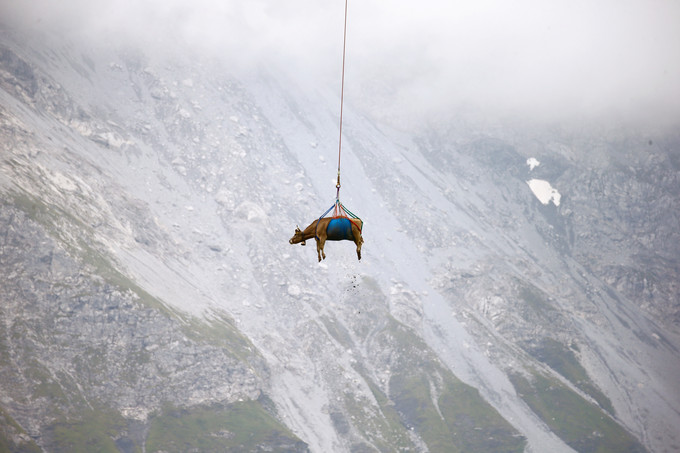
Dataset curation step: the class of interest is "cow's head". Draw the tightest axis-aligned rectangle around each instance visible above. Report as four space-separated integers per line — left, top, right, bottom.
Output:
289 226 306 246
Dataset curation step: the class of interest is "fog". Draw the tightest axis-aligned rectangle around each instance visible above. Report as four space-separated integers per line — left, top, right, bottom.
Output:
3 0 679 128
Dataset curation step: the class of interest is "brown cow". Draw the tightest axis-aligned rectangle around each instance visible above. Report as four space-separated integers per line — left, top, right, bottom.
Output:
289 217 363 262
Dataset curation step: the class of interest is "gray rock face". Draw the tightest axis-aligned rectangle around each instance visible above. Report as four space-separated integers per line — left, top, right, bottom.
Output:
0 202 277 449
1 19 679 453
563 146 680 325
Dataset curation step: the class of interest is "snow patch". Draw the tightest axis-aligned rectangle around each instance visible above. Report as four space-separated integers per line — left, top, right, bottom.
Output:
527 157 540 171
527 179 561 206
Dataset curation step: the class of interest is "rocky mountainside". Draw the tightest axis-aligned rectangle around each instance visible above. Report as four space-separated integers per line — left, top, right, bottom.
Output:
1 19 679 453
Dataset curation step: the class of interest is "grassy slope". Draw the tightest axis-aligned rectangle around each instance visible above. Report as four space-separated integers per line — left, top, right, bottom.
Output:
510 372 647 453
146 400 307 453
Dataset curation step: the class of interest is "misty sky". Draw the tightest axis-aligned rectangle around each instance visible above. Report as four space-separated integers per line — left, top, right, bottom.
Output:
2 0 679 127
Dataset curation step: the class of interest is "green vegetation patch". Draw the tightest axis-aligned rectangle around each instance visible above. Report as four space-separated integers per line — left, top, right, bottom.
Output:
45 408 127 453
383 320 525 453
439 379 525 453
24 359 69 405
390 372 456 452
517 282 555 320
343 379 416 452
529 338 613 414
510 372 647 453
390 371 525 453
146 400 307 453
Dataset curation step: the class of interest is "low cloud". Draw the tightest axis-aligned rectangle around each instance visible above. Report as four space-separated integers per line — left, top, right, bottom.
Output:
3 0 679 128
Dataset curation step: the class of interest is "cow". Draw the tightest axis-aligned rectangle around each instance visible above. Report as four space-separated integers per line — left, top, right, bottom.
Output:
289 217 363 262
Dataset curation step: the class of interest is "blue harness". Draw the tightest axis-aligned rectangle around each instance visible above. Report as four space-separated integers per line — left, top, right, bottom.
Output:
326 217 354 241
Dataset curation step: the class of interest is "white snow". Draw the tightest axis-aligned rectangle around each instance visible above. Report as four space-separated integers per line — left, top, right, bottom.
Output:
527 157 540 171
527 179 561 206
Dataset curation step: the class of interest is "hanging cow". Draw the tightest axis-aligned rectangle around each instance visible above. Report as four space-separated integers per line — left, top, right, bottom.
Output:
289 217 363 262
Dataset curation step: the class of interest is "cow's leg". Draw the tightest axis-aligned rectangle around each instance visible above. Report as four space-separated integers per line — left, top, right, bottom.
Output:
353 228 363 261
315 231 328 261
315 238 322 262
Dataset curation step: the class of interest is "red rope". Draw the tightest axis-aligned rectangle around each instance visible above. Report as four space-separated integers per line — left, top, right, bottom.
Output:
336 0 348 201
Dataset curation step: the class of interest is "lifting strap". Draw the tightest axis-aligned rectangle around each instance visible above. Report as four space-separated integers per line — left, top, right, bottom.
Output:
313 0 363 243
315 200 362 241
336 0 349 201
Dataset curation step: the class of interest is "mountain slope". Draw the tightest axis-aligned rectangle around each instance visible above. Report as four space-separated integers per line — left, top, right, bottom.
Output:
1 22 679 453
